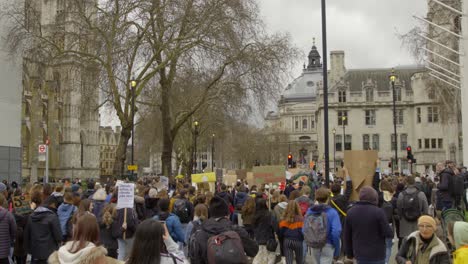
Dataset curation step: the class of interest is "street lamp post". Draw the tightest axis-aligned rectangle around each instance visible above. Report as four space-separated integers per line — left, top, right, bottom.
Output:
390 69 398 172
193 121 199 174
211 133 215 172
321 0 330 187
130 78 137 179
332 128 336 171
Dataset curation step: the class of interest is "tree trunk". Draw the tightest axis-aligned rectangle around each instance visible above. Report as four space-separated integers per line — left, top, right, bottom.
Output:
160 83 174 178
113 125 132 178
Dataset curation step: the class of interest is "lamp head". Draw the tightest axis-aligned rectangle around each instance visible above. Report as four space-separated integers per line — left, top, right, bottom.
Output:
342 116 347 121
194 121 199 127
389 68 397 82
130 80 137 88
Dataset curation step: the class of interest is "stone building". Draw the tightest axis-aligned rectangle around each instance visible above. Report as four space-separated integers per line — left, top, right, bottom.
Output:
21 0 100 181
99 126 120 177
265 42 462 174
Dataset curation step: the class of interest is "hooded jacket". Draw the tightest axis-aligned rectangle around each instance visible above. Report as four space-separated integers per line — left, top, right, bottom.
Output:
92 189 107 223
153 212 185 243
189 217 259 264
0 207 16 258
396 231 450 264
216 191 233 206
453 221 468 264
234 192 248 210
144 197 159 219
111 208 137 240
48 242 123 264
57 203 77 239
437 168 454 203
24 206 62 260
305 204 341 257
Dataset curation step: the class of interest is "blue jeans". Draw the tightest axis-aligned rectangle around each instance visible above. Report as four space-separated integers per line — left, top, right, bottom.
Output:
310 244 334 264
357 260 386 264
117 237 134 261
385 238 393 264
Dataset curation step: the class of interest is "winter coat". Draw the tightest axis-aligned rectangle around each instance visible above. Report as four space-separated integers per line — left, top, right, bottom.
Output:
396 231 450 264
81 189 95 200
189 217 259 264
13 213 27 257
453 221 468 264
216 191 233 206
48 242 123 264
184 218 202 244
234 192 248 210
144 197 159 219
273 202 288 222
91 193 107 224
305 204 342 257
160 235 187 264
437 168 454 203
278 215 303 241
0 207 16 258
396 185 428 238
154 212 185 243
344 201 393 262
134 195 146 221
99 222 118 253
24 206 62 260
330 178 352 223
57 203 77 239
253 210 275 245
111 208 137 240
51 192 64 207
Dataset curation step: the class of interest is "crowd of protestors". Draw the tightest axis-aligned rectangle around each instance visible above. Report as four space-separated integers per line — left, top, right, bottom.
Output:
0 159 467 264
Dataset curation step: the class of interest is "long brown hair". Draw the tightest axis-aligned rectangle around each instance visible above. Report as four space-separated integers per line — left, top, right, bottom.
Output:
282 200 302 223
101 203 116 228
241 197 256 216
70 213 100 253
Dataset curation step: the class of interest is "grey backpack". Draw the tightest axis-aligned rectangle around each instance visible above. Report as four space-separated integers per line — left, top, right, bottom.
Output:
304 211 328 248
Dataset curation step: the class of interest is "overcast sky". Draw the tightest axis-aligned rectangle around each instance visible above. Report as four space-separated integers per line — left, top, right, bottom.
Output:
258 0 427 72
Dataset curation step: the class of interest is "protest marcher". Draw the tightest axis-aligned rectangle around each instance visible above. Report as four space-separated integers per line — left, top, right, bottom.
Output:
92 188 108 223
25 195 62 264
57 191 77 241
241 196 256 238
344 186 393 264
396 215 449 264
447 221 468 264
278 200 304 264
397 176 428 240
154 198 185 244
127 219 186 264
188 196 258 264
0 193 16 264
184 203 208 245
252 198 276 264
295 186 312 216
101 203 118 259
436 162 454 211
112 197 138 261
144 188 159 219
48 213 122 264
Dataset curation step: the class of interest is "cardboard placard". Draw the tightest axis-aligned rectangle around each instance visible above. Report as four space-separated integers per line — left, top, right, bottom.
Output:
344 150 378 201
117 183 135 209
252 165 285 184
13 195 32 215
224 174 237 186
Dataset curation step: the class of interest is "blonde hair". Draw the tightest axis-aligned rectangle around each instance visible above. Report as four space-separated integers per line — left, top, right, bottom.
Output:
282 200 301 223
102 203 117 228
194 204 208 221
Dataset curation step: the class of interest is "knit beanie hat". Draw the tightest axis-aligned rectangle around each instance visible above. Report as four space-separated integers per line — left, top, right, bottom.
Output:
148 188 158 198
418 215 436 230
209 196 229 218
359 186 378 205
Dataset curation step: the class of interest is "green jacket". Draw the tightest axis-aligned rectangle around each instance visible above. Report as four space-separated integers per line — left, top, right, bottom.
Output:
396 231 450 264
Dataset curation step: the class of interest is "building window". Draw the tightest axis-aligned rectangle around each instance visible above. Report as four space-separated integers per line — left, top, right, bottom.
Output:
311 120 315 128
418 139 422 149
336 135 342 151
372 134 380 150
363 134 370 150
438 138 443 149
302 119 308 130
338 90 347 103
395 87 402 102
295 120 299 130
428 107 439 123
338 111 348 126
400 134 408 150
428 88 435 100
345 135 352 150
396 109 404 125
391 134 397 151
416 107 421 123
431 138 437 149
365 88 374 102
425 138 430 149
365 110 376 126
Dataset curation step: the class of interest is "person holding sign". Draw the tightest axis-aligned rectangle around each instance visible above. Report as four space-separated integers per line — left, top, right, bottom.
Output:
0 193 16 264
113 184 138 261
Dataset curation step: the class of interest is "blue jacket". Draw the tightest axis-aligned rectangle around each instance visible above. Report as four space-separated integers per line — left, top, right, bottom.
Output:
57 203 76 237
304 204 342 257
154 212 185 244
234 192 248 209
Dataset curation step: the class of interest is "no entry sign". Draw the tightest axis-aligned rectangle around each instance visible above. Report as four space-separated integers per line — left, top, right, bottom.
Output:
38 144 47 154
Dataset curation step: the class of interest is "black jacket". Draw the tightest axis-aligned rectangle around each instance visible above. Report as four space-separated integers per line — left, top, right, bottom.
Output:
189 217 258 264
396 231 450 264
438 168 454 203
253 210 275 245
99 222 118 251
144 197 159 219
330 179 352 223
216 191 233 206
112 208 138 239
24 206 62 260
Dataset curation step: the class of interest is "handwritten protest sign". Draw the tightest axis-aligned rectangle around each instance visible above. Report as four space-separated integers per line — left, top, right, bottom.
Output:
13 195 32 215
117 183 135 209
344 150 378 201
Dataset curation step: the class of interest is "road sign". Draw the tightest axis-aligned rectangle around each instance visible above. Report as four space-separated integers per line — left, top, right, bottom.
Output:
38 144 46 154
127 165 138 171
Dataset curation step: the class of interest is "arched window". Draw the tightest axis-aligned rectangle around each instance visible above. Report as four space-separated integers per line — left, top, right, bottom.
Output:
302 119 308 130
365 88 374 102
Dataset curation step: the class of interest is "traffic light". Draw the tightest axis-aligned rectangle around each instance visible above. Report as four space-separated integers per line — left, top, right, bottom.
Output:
406 146 415 163
288 154 293 168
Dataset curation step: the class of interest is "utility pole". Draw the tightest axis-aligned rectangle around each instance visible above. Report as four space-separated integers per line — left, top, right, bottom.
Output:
321 0 330 187
462 0 468 166
390 70 398 172
130 79 137 179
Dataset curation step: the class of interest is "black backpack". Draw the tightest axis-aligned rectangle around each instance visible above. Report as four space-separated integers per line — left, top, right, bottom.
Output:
381 200 393 224
401 190 421 221
449 174 466 198
173 199 190 223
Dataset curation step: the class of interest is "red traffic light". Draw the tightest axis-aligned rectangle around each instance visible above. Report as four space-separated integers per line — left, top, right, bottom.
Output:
288 154 292 159
406 146 412 152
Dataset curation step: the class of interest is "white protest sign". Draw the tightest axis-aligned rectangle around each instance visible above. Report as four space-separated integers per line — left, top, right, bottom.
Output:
117 183 135 209
160 176 169 189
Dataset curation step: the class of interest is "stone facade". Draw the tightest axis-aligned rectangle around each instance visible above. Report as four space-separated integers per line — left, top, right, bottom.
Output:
21 0 100 181
265 44 462 174
99 126 120 177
